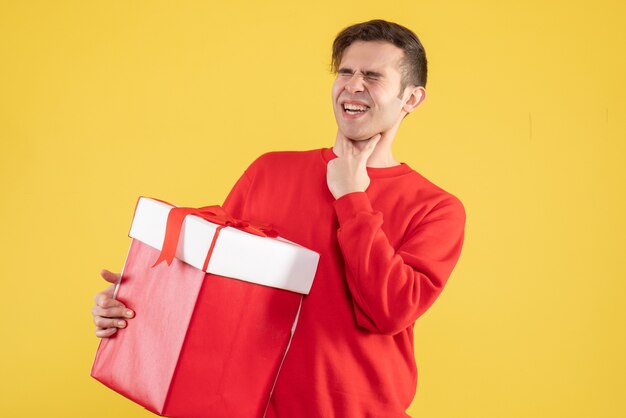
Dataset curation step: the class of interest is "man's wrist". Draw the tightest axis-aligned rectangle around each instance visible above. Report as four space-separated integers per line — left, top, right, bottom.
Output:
333 192 374 224
332 184 364 200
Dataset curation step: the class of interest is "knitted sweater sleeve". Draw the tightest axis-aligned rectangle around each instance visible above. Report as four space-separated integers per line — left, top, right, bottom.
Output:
333 191 466 336
221 168 252 218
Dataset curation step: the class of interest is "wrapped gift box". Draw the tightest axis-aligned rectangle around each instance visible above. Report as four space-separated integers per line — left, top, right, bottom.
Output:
91 197 319 418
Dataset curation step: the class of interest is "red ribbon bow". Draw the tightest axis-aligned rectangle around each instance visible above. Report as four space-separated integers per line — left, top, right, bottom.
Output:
151 202 278 271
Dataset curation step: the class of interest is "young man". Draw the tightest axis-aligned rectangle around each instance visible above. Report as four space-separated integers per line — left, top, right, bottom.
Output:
92 20 466 417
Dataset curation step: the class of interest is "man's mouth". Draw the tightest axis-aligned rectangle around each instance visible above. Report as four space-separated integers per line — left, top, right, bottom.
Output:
342 103 370 115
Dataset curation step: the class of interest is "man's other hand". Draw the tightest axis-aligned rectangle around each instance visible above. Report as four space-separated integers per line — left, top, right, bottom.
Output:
92 269 134 338
327 132 381 199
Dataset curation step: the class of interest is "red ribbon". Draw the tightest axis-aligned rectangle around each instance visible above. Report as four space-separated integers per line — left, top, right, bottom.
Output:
151 201 278 271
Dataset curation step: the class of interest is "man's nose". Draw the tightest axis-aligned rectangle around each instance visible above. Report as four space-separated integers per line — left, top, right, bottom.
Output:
345 74 365 93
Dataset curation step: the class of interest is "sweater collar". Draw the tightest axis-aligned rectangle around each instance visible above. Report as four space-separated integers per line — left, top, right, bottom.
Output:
321 147 413 179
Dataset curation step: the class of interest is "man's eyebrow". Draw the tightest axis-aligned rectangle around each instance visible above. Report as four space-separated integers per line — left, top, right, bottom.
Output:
363 70 384 78
337 67 384 78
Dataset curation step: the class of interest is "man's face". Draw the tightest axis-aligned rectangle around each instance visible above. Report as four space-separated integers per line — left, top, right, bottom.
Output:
332 40 410 141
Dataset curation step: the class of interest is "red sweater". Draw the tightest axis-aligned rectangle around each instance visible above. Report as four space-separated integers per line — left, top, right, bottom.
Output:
222 148 466 418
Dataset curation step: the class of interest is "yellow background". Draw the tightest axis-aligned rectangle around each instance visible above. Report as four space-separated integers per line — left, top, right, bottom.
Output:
1 1 624 417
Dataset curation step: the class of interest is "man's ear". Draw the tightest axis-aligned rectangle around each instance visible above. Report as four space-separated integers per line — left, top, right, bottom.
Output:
402 86 426 114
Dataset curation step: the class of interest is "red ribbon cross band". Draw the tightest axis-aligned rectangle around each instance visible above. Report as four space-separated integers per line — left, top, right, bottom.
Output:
151 201 278 272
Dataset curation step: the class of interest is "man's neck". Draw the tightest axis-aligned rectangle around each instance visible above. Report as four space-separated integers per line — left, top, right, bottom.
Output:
332 132 401 168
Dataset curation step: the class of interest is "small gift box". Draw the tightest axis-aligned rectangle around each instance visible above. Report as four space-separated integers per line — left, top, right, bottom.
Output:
91 197 319 417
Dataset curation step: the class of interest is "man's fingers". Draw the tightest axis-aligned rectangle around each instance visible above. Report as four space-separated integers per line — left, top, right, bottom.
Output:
337 131 353 155
359 134 382 161
93 316 128 329
338 133 347 155
92 305 134 319
369 133 382 146
95 292 124 309
93 269 127 339
94 284 116 303
100 269 121 284
95 327 118 338
364 133 382 150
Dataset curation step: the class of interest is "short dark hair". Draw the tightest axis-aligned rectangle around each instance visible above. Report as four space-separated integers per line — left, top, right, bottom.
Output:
331 19 428 93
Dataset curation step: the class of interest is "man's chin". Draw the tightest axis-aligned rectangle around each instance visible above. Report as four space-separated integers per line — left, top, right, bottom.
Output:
339 130 376 142
346 134 377 142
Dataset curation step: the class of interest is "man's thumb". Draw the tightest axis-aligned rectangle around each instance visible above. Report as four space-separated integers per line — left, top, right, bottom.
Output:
363 134 381 158
100 269 121 284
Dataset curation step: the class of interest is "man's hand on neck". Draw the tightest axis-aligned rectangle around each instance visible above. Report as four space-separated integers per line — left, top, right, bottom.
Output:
326 132 382 200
